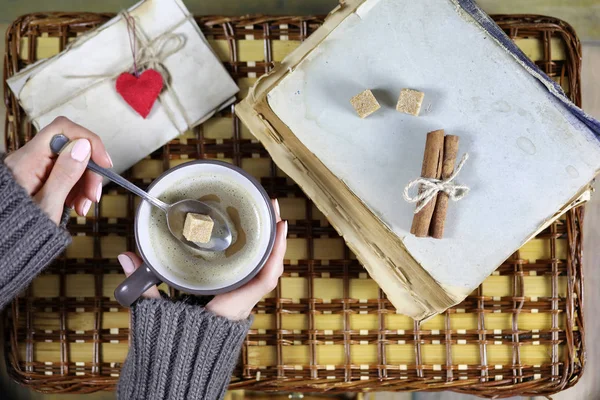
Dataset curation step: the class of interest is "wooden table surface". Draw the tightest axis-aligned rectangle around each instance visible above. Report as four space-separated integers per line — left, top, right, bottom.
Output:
1 1 599 399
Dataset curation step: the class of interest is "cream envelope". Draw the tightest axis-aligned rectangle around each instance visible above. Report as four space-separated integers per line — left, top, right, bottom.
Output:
7 0 239 175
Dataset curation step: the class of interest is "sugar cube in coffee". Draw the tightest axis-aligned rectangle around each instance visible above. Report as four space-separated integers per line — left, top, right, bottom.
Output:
183 213 214 243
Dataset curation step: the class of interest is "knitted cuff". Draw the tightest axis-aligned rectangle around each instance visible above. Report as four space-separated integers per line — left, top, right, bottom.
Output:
118 298 252 400
0 161 71 310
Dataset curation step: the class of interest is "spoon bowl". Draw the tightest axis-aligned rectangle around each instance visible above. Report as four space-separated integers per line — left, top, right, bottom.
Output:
166 199 232 252
50 134 232 252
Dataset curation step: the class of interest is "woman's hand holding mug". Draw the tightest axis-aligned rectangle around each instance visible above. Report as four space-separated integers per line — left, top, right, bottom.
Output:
117 199 288 320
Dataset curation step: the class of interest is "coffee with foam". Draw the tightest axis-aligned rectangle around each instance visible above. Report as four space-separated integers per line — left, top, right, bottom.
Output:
148 173 267 288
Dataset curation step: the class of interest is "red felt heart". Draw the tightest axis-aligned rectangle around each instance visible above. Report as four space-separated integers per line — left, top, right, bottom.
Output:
116 69 163 118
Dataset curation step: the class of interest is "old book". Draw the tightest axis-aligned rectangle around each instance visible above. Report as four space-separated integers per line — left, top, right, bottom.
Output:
236 0 600 320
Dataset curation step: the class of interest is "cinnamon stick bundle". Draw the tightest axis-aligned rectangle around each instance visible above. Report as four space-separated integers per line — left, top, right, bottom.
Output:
410 129 444 237
430 135 460 239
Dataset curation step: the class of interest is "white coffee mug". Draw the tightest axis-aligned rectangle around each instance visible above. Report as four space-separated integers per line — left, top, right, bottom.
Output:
114 160 276 307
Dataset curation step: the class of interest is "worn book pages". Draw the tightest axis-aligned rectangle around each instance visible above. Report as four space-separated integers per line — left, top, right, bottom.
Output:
237 0 600 320
7 0 238 176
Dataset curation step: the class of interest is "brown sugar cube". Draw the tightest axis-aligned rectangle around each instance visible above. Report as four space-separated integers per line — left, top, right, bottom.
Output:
396 88 425 116
350 89 381 118
183 213 214 243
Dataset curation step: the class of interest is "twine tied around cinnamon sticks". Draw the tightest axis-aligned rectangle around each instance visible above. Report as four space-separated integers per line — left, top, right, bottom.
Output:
405 130 470 239
403 153 470 213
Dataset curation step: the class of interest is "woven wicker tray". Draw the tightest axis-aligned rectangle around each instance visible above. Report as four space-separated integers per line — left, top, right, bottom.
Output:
3 13 585 398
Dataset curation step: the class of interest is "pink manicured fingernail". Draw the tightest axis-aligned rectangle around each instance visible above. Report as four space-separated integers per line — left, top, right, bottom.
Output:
96 183 102 202
118 254 135 274
71 139 91 162
106 152 114 168
283 221 288 237
82 199 92 216
274 199 281 216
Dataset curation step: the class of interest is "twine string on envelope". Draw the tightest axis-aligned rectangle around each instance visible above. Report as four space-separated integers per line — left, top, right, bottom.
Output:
124 14 139 77
403 153 470 214
28 11 195 130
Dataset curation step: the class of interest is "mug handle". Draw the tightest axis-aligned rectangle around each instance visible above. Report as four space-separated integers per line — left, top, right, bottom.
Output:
114 263 161 307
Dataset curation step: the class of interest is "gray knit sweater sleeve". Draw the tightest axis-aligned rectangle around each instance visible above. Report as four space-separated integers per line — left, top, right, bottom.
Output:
0 160 251 399
0 161 71 310
117 298 252 400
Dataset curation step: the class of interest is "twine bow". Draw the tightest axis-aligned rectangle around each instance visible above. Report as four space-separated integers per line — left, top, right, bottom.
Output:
403 153 470 214
29 11 194 129
128 26 185 81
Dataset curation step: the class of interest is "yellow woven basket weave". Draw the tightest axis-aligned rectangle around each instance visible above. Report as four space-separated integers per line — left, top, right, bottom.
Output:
3 13 585 398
